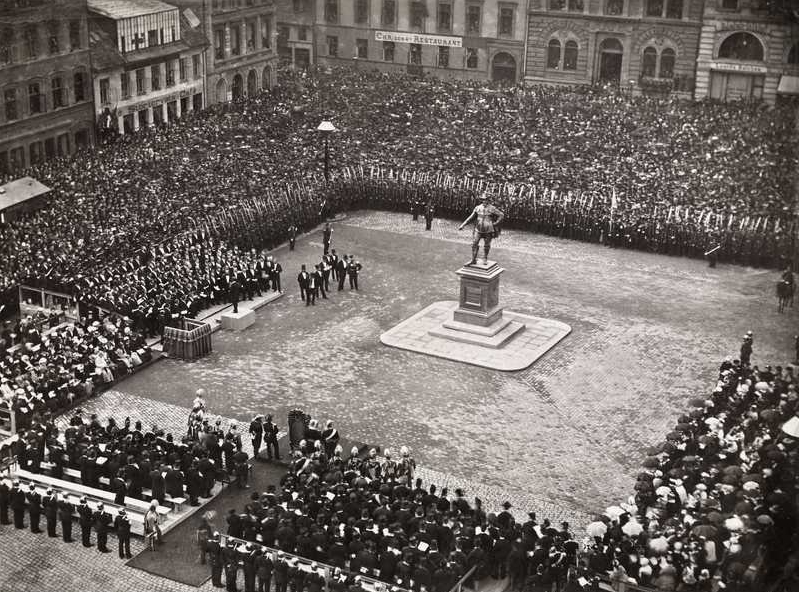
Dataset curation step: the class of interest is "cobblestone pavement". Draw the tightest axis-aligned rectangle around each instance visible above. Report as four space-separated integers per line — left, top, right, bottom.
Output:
5 211 792 592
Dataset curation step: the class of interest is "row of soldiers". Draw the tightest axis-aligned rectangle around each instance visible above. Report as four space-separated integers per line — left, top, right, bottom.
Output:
0 480 133 558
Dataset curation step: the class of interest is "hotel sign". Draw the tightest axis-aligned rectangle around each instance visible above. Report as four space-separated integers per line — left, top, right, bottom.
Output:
710 61 767 74
375 30 462 48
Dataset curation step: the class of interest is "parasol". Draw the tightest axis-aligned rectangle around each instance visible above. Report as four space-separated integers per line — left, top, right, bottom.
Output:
648 536 669 554
622 520 644 536
604 506 627 521
724 516 744 531
691 524 717 538
585 521 608 539
781 416 799 438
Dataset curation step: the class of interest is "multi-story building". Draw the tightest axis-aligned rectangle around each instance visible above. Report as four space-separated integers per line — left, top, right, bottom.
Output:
277 0 530 83
204 0 279 104
524 0 703 97
0 0 95 175
88 0 209 135
695 1 798 104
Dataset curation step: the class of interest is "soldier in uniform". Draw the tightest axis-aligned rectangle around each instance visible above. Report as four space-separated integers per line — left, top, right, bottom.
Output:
58 493 74 542
0 478 10 525
458 194 504 265
78 496 93 546
264 414 280 460
347 257 362 291
115 507 133 559
10 481 26 529
94 502 112 552
208 532 225 588
26 483 42 533
43 488 59 537
249 415 264 460
425 201 435 231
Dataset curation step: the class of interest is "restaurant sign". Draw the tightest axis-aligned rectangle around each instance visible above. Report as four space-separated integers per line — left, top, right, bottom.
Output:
710 61 767 74
375 30 462 48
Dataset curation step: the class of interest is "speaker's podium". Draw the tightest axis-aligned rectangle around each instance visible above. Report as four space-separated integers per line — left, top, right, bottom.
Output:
162 318 212 360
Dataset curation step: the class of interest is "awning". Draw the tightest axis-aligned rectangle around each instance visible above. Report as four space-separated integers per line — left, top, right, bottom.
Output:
777 75 799 95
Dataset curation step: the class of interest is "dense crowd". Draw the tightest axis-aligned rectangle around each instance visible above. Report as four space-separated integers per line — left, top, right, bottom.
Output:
200 417 583 592
0 67 796 320
0 315 152 433
582 337 799 591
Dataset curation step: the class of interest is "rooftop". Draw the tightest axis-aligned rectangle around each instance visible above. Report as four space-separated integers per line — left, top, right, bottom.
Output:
0 177 51 212
87 0 177 20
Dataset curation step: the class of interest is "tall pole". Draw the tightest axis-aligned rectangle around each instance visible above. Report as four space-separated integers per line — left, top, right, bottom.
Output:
324 136 330 183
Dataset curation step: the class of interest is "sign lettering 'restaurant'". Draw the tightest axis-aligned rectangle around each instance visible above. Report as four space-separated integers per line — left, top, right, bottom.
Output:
375 30 462 47
710 61 767 74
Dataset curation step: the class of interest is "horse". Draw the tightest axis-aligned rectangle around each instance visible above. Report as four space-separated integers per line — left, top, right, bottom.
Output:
777 280 795 313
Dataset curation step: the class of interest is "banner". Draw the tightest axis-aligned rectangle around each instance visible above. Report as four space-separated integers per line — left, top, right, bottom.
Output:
375 30 462 48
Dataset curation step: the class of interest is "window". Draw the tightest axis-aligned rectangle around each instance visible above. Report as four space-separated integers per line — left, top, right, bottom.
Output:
261 17 271 48
57 133 70 157
564 40 578 70
718 32 764 61
179 58 188 81
0 27 12 64
410 1 426 28
166 60 176 86
383 41 395 61
25 25 38 59
789 43 799 65
298 26 308 41
48 21 60 54
193 54 201 78
30 141 43 165
498 6 513 36
136 69 145 94
437 3 451 31
646 0 682 18
605 0 623 14
720 0 737 8
4 88 17 121
151 64 160 90
159 28 165 45
642 46 657 77
69 21 81 50
51 76 66 108
382 0 396 25
549 0 583 10
327 35 338 57
247 21 256 50
148 29 158 46
293 0 308 10
99 78 110 104
29 82 43 113
660 48 675 77
214 29 225 59
355 0 369 24
10 147 24 170
409 43 421 64
466 47 478 68
325 0 338 22
356 38 368 59
231 25 241 55
438 46 449 68
547 39 561 69
74 72 86 102
120 71 129 98
466 5 481 35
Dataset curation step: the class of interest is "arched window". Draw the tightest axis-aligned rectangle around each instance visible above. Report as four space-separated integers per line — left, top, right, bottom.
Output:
788 42 798 65
718 32 764 61
547 39 561 69
660 48 675 77
564 40 578 70
642 47 657 77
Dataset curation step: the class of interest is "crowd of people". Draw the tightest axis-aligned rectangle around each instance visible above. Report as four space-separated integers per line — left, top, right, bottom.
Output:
581 337 799 591
200 418 584 592
0 66 796 321
0 315 152 433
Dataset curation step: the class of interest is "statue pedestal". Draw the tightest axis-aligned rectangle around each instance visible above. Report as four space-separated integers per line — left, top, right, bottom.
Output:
220 308 255 330
452 260 505 327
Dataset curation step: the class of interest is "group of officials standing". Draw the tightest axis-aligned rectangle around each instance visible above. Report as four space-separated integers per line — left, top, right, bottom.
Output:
297 224 363 306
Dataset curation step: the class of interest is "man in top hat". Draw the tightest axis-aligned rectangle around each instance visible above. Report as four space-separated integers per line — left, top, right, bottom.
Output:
78 496 93 546
458 193 504 265
114 507 133 559
58 492 74 542
94 502 112 552
43 487 59 537
249 415 264 459
10 480 26 529
264 414 280 461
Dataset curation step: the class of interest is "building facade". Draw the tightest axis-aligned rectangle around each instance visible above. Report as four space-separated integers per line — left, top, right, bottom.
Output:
276 0 530 83
525 0 703 97
0 0 95 175
205 0 279 105
88 0 208 136
695 1 798 104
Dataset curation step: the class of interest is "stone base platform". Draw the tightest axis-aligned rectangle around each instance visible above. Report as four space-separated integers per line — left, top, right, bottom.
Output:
381 301 571 371
221 308 255 330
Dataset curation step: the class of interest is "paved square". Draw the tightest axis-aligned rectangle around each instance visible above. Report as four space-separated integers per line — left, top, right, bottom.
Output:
382 301 571 371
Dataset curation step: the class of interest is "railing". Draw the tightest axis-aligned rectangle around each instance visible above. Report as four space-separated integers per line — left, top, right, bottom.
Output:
0 407 15 437
447 565 477 592
218 534 408 592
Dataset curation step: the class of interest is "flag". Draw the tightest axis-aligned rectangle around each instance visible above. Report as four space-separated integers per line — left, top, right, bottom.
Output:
611 187 618 210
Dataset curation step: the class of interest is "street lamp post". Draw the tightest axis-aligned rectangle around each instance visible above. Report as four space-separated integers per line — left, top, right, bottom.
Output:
317 120 337 183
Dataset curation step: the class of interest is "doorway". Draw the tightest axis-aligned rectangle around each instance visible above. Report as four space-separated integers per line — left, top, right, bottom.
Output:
598 38 623 85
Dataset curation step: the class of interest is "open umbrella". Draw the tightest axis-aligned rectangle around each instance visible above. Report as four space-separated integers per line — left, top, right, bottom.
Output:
723 466 743 478
688 397 706 407
586 521 607 539
734 501 753 515
689 409 704 419
706 511 724 524
691 524 717 538
741 474 763 485
742 481 760 492
656 486 672 497
675 423 692 432
642 457 660 468
649 536 669 554
622 520 644 536
725 516 744 531
722 474 739 485
604 506 626 521
759 409 782 423
756 514 774 526
666 431 682 441
781 416 799 438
